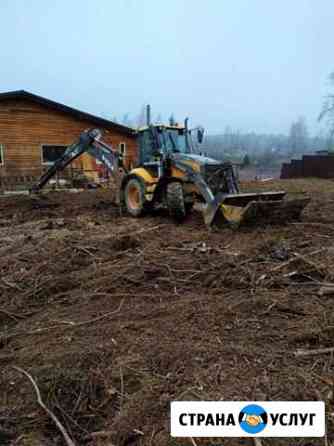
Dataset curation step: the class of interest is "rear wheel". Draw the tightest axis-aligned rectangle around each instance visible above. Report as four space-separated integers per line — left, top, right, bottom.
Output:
167 182 186 221
124 178 146 217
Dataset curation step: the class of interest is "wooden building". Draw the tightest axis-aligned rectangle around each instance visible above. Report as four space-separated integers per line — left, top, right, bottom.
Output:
0 90 137 186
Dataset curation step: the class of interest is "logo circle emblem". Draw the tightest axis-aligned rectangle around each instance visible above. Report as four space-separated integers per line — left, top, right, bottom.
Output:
239 404 268 434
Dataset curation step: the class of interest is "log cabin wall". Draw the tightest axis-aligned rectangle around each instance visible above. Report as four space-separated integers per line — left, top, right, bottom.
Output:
0 94 138 183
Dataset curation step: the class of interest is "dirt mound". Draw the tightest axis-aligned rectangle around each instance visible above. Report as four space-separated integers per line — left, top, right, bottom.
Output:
0 180 333 445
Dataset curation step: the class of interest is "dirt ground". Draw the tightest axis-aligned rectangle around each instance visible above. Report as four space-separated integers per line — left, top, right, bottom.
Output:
0 179 334 446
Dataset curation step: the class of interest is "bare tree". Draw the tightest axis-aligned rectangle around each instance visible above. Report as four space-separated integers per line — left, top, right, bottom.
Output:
319 72 334 137
169 113 176 126
136 105 147 128
155 113 163 124
288 117 308 154
122 113 130 126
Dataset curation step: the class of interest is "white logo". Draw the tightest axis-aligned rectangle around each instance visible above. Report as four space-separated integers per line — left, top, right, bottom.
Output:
170 401 325 437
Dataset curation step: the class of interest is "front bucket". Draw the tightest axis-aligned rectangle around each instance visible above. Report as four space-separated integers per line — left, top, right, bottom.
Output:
203 194 310 228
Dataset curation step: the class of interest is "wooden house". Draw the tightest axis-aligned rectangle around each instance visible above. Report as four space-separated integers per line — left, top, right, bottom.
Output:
0 90 137 186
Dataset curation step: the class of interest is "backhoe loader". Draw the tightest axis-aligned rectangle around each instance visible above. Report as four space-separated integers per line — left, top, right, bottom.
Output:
31 116 309 228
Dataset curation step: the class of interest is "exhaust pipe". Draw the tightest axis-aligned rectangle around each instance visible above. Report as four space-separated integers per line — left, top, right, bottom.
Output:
146 104 151 126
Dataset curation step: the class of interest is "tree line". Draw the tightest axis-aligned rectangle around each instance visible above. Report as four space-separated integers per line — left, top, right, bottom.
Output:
200 118 327 167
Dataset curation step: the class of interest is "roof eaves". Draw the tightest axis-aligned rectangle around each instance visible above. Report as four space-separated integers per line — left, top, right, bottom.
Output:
0 90 136 136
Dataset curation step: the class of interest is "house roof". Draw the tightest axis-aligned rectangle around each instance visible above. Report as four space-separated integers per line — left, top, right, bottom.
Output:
0 90 135 136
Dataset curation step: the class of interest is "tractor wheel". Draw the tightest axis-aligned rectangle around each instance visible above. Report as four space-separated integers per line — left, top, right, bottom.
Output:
124 177 147 217
167 182 186 222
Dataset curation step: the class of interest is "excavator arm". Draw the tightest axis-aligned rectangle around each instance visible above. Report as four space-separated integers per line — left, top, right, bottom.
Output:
31 129 120 193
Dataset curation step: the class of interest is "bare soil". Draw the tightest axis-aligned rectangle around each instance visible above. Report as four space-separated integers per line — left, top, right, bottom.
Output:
0 179 334 446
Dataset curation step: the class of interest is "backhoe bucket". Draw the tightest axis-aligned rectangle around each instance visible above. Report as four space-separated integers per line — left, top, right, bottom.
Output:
203 191 310 228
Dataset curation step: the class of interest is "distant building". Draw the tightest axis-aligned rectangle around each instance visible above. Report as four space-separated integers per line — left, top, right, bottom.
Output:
0 90 137 184
281 152 334 179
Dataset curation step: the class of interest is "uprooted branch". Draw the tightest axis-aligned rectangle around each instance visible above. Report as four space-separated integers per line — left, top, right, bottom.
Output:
295 347 334 357
12 366 76 446
2 299 124 342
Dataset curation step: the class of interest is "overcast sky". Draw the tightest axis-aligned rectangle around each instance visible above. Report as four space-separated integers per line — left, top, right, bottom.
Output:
1 0 333 134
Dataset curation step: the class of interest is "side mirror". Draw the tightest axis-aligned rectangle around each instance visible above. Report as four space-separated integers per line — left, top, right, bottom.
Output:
197 128 204 144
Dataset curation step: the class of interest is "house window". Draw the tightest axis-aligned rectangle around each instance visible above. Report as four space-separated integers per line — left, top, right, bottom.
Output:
0 145 4 166
119 142 126 156
42 145 67 165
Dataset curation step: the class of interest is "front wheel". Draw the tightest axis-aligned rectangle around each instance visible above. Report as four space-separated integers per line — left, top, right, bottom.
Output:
167 182 186 222
124 177 147 217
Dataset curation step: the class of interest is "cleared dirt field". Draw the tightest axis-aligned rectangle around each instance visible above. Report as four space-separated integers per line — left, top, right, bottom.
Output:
0 179 333 445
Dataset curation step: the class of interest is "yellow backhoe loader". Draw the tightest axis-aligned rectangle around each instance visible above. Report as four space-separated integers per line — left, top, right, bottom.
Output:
31 112 309 228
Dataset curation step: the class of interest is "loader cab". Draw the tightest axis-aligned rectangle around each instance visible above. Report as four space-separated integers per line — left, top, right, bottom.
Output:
137 125 191 165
